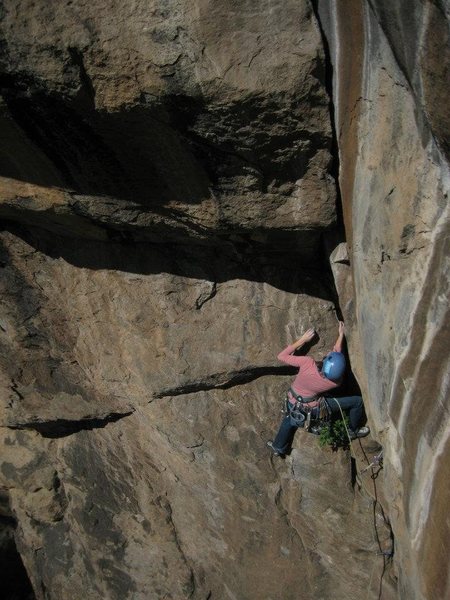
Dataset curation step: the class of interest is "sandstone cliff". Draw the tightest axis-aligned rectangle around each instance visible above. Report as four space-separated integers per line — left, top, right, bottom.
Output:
0 1 448 599
318 2 450 598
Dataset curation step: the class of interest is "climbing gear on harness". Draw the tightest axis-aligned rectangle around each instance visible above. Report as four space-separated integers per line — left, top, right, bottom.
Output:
289 402 306 427
322 351 346 381
286 388 331 430
308 423 324 435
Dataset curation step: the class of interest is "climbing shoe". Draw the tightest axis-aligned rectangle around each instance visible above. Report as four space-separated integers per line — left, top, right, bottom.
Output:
349 426 370 440
266 440 285 458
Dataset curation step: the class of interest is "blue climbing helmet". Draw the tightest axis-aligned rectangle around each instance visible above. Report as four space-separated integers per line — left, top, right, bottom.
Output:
322 352 346 381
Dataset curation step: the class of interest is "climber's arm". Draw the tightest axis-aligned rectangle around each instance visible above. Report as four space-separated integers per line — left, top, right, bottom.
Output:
333 321 345 353
277 328 315 366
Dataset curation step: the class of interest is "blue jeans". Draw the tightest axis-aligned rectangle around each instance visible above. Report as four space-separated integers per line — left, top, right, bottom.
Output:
326 396 363 431
272 412 297 454
272 396 363 454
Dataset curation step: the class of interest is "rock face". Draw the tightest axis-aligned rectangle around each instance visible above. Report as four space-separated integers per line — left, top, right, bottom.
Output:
0 2 383 599
0 220 395 599
0 0 334 245
319 1 450 599
0 1 448 599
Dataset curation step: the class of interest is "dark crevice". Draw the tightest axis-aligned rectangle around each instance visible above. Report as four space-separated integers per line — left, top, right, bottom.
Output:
9 410 134 438
350 456 358 488
154 365 297 398
67 47 96 111
311 0 344 234
310 2 348 325
0 508 36 600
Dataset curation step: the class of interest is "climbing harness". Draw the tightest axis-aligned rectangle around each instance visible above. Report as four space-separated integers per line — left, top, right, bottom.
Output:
285 388 331 431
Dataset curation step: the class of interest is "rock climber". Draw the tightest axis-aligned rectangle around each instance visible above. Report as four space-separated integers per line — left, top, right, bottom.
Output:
267 321 370 457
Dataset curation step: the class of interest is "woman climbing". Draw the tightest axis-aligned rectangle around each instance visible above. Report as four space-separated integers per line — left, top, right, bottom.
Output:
267 321 370 457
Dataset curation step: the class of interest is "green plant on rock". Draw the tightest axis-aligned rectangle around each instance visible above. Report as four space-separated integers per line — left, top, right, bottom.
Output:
318 417 350 450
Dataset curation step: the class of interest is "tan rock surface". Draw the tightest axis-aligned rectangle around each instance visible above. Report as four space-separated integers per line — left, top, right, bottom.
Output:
0 226 387 599
1 1 448 599
326 1 450 598
0 0 335 244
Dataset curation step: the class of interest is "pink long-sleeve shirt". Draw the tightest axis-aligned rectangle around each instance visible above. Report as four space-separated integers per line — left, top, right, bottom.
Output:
277 341 342 398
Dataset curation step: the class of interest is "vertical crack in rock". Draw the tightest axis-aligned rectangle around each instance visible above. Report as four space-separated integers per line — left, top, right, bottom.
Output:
155 495 197 598
271 481 317 598
311 0 342 210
